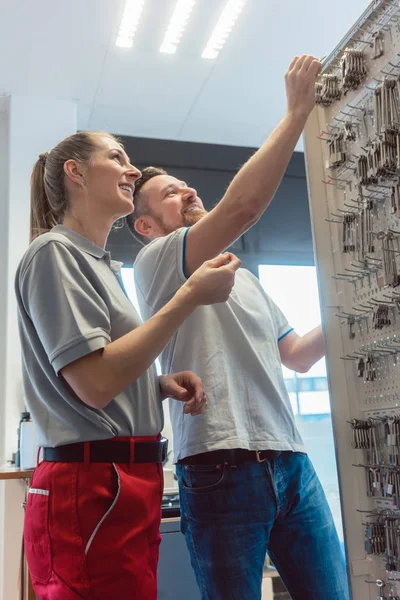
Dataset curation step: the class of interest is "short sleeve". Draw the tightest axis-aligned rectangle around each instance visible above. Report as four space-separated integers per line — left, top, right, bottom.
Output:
18 240 111 374
134 228 189 319
268 299 293 341
239 270 293 341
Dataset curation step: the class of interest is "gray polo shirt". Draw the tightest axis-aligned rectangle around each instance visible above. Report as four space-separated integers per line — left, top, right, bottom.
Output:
15 225 163 448
134 228 305 462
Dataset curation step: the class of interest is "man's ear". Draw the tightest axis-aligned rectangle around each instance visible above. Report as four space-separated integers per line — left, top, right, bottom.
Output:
134 216 157 239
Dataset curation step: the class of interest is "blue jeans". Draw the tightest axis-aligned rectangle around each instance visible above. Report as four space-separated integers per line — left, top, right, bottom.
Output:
176 452 349 600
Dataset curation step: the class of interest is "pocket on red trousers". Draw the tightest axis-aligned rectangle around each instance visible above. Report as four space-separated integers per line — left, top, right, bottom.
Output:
24 487 52 584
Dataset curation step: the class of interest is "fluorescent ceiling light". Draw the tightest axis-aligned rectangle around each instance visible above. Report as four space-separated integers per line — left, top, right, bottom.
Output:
116 0 146 48
160 0 196 54
201 0 247 60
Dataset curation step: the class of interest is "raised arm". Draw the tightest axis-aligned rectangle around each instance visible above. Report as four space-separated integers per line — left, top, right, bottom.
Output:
184 55 321 276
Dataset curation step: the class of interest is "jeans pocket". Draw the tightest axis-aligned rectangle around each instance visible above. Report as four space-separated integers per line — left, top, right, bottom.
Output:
181 464 226 493
24 488 52 584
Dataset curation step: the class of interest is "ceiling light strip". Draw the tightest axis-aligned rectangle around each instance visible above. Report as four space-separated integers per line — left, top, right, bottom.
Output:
160 0 196 55
115 0 146 48
201 0 247 60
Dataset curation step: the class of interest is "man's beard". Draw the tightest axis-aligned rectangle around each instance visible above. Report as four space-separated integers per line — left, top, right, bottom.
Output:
181 208 208 227
153 208 208 234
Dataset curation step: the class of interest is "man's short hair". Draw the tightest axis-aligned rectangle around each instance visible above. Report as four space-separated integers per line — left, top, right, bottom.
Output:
125 166 167 243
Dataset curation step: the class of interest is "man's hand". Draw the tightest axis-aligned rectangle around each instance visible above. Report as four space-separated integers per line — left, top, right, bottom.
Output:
285 54 322 120
159 371 207 416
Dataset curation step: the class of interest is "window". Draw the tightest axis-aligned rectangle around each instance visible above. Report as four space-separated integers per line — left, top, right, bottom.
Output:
259 265 344 546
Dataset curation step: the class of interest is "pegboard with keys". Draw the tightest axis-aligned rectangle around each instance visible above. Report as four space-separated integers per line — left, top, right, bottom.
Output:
304 1 400 599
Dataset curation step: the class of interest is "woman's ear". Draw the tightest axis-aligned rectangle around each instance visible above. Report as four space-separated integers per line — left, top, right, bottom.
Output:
64 160 85 185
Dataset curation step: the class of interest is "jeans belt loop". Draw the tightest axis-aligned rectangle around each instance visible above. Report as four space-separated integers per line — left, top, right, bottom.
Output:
256 450 266 463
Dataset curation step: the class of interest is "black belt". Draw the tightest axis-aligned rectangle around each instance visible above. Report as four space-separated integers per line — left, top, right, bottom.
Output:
43 438 168 464
177 448 282 466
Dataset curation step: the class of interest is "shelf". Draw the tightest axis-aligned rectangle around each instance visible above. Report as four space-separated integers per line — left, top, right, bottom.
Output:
0 466 34 481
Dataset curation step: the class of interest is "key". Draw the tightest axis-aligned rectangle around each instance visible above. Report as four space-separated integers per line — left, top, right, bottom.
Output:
348 316 356 339
315 73 341 106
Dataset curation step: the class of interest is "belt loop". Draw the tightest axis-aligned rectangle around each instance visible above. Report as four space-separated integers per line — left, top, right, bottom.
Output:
83 442 90 471
256 450 267 463
227 449 236 466
129 438 135 472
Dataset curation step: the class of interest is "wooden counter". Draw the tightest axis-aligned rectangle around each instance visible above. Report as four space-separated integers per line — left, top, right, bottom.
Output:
0 466 34 481
0 466 35 600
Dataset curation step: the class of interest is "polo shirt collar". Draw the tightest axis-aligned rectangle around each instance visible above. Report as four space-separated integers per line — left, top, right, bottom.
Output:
52 225 110 261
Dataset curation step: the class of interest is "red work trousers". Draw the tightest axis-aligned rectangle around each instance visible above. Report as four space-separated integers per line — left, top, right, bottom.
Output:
24 436 163 600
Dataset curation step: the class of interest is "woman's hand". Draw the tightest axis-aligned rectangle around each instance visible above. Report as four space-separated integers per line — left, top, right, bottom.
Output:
159 371 207 416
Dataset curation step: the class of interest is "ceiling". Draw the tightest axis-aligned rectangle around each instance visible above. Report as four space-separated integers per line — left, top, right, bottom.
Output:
0 0 370 151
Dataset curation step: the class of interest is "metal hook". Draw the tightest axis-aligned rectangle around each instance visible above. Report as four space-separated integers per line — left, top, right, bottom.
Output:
365 255 382 262
347 104 365 112
353 306 372 313
350 38 373 46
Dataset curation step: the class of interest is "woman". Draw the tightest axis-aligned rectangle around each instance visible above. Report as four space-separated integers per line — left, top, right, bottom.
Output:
15 131 240 600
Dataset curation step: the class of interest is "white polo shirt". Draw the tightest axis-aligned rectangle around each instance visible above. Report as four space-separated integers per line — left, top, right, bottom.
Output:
134 228 305 462
15 225 163 448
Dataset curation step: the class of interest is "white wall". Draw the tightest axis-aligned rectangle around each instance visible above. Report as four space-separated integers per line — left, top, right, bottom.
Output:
0 95 76 600
4 96 77 461
0 96 11 600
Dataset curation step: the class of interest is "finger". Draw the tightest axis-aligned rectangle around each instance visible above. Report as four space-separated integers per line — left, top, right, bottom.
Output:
191 404 208 416
183 398 196 414
307 59 322 77
177 371 203 402
299 55 316 73
169 382 189 400
206 253 233 268
191 377 204 402
185 391 206 414
184 397 206 415
193 392 207 410
290 54 308 72
224 253 242 272
287 55 299 72
190 397 208 416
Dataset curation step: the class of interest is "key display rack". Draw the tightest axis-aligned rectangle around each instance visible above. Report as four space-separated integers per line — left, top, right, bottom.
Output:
304 1 400 598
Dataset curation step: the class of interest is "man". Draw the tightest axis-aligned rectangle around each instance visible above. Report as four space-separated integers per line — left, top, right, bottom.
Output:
128 55 349 600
